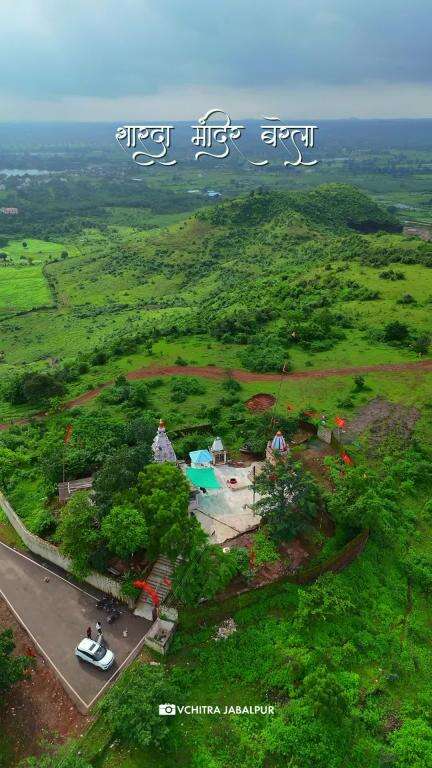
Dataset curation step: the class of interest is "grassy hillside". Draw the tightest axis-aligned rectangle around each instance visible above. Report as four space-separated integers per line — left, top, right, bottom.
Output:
0 183 431 426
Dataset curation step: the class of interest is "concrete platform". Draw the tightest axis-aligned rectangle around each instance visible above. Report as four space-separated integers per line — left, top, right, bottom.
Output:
0 541 151 712
190 464 262 543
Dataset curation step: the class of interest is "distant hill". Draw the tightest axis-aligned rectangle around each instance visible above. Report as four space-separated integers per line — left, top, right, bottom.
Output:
198 184 401 233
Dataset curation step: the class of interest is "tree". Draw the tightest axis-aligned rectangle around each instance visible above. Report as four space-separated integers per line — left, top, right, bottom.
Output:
242 413 298 455
56 492 101 578
0 628 30 694
135 463 195 559
0 445 28 491
93 444 151 512
326 461 398 540
240 343 290 374
389 718 432 768
101 504 148 559
253 458 319 542
301 666 359 723
128 381 149 408
5 371 65 405
97 662 178 748
172 539 248 605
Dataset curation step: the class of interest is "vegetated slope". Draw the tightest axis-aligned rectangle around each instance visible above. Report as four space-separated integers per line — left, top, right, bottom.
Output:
2 182 432 373
48 183 402 317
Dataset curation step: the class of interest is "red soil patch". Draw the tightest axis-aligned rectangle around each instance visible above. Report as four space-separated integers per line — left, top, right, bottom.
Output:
0 599 89 765
245 393 276 412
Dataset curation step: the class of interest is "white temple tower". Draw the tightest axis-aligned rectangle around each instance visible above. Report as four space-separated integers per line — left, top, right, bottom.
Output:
152 419 177 464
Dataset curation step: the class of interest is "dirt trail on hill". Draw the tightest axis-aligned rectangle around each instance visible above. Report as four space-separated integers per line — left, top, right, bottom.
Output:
1 358 431 430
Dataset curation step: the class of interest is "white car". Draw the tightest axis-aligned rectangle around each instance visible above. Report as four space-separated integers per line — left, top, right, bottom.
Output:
75 638 115 670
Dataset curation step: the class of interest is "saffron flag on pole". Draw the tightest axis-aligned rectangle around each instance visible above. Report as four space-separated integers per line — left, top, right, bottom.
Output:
335 417 346 428
341 452 353 466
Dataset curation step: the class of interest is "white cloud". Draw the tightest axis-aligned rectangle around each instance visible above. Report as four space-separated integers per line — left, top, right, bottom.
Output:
2 82 432 121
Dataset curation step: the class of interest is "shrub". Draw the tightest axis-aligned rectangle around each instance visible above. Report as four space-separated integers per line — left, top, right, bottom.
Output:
383 321 410 344
97 662 178 748
241 343 289 373
5 371 65 405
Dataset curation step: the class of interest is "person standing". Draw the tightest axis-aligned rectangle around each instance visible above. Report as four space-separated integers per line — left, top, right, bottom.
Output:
86 626 92 639
95 620 102 634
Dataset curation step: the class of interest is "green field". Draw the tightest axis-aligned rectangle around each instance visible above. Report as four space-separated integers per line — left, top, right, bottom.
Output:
0 263 51 315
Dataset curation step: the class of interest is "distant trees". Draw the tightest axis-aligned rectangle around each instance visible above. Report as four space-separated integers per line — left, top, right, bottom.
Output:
253 459 319 542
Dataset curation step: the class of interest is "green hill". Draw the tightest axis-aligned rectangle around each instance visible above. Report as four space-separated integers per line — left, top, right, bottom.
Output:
0 182 431 419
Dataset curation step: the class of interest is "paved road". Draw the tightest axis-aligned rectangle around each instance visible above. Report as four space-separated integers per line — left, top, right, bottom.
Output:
0 541 151 712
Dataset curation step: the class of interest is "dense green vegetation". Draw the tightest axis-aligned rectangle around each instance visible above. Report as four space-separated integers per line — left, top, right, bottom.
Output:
2 161 432 768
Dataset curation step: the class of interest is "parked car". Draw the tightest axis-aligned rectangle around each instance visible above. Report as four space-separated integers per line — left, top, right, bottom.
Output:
75 638 115 670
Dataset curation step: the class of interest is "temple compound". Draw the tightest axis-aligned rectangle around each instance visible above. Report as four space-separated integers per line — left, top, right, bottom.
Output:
151 418 289 545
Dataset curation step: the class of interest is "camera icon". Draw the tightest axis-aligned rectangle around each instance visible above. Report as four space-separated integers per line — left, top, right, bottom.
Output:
159 703 176 716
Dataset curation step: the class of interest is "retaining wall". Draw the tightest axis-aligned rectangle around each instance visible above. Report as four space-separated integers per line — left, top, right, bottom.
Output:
0 491 128 602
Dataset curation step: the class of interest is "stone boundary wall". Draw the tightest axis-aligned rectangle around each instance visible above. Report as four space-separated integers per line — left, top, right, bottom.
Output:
0 491 130 604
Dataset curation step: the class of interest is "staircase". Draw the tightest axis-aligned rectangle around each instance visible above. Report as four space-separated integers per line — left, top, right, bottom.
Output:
134 555 174 619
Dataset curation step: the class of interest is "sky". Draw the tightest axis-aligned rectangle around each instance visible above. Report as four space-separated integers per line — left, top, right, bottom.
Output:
0 0 431 121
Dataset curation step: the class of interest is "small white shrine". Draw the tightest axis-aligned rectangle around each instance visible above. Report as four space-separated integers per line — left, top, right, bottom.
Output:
210 436 227 465
266 430 289 463
152 419 177 463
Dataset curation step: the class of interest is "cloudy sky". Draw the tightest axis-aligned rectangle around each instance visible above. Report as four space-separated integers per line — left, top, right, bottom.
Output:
0 0 431 121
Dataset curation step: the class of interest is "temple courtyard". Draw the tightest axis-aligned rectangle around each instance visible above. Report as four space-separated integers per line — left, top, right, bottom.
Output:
184 463 263 544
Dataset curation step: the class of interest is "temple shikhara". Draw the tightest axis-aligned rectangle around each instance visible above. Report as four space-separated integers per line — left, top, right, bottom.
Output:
152 419 177 463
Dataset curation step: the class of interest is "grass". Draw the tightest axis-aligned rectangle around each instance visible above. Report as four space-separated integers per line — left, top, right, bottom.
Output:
0 264 52 316
0 510 26 550
1 238 78 264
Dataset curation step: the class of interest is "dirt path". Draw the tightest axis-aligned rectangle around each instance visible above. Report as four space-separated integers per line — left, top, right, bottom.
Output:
0 598 89 766
1 358 432 430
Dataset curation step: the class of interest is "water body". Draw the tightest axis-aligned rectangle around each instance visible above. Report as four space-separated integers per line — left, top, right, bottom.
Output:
0 169 51 177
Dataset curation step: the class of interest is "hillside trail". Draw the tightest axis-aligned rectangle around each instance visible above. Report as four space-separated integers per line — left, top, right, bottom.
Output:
1 357 431 430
